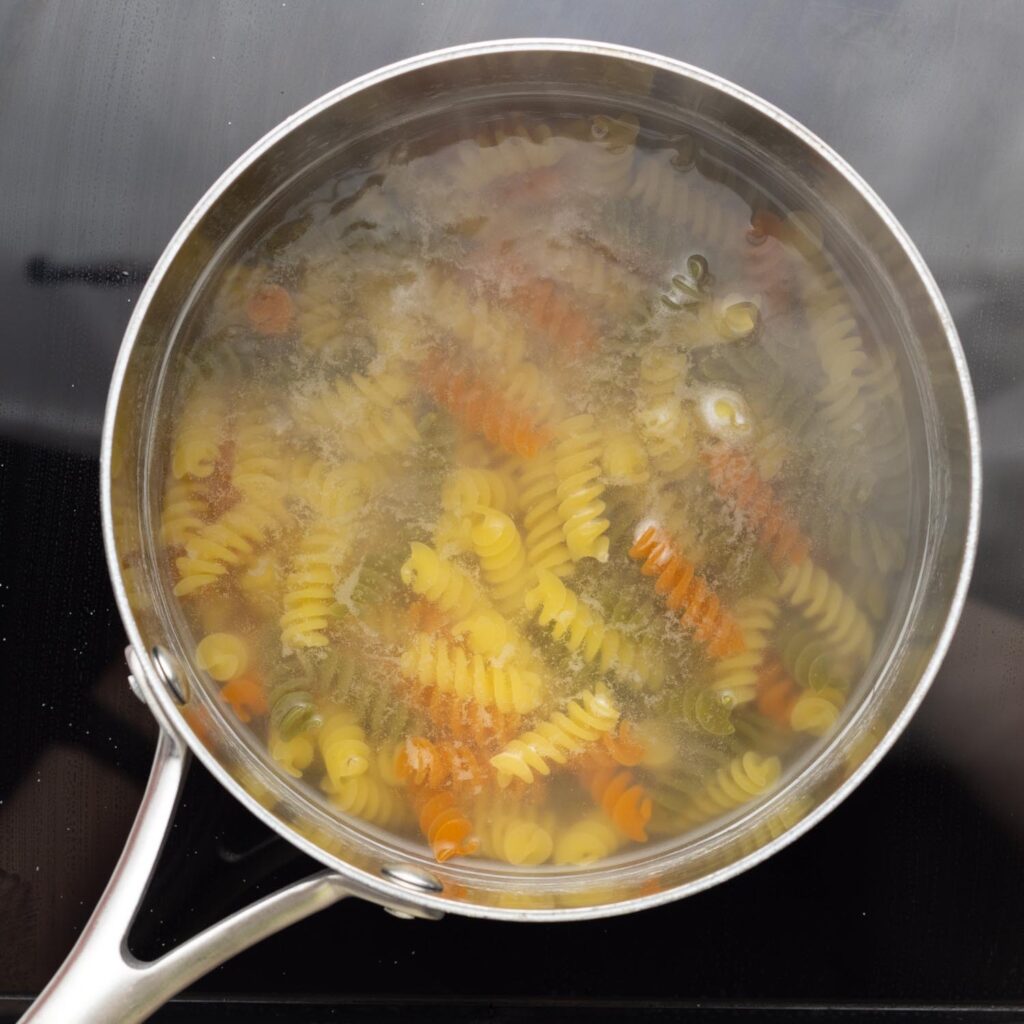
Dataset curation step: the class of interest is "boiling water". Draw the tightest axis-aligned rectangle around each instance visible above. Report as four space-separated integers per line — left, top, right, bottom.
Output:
159 110 912 868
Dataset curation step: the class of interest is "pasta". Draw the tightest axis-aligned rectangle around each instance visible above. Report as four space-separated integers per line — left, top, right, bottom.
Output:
402 633 543 715
476 797 555 866
675 751 782 828
270 728 316 778
525 570 663 689
171 383 225 480
702 444 811 569
319 710 372 787
161 107 910 867
425 271 529 373
160 479 209 548
400 542 487 620
778 558 874 666
328 772 410 829
450 118 565 193
411 789 480 862
517 448 574 577
554 814 622 866
423 356 553 459
553 415 611 563
196 632 249 681
395 736 490 795
469 508 533 615
584 766 653 841
629 524 745 658
280 525 350 650
711 590 781 706
490 685 620 785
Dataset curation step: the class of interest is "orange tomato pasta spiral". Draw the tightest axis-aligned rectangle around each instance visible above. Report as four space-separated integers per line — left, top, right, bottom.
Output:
628 524 745 659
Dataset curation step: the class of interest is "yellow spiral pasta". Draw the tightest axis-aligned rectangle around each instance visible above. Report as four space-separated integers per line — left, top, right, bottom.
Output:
469 507 533 615
326 771 410 829
803 270 869 433
553 415 610 563
635 347 698 475
678 751 782 827
442 467 513 518
160 479 209 547
517 449 573 577
174 411 291 597
402 634 543 715
290 456 378 520
450 118 565 192
319 711 372 788
711 592 780 706
280 525 350 650
601 431 650 486
778 557 874 665
171 384 224 480
490 684 620 785
553 813 622 866
294 371 420 461
196 632 249 681
475 795 556 866
399 542 488 623
525 570 663 689
174 500 280 596
231 412 288 501
790 685 845 736
270 728 316 778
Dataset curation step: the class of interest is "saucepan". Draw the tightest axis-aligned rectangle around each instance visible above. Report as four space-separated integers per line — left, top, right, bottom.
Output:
22 39 979 1024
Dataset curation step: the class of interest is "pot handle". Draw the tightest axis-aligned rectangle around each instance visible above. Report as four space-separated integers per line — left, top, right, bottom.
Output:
21 727 374 1024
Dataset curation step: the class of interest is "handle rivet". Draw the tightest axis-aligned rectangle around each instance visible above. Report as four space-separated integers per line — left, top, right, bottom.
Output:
152 646 189 704
381 864 443 893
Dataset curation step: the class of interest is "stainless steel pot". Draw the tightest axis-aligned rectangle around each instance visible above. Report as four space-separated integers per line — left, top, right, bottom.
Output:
23 39 980 1024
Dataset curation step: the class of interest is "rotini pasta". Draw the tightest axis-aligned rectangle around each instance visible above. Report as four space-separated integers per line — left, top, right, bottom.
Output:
711 590 781 706
469 508 533 615
171 383 225 480
328 772 411 830
517 448 574 577
553 813 622 866
402 633 543 716
553 415 611 563
411 789 480 862
629 524 745 659
160 479 209 548
280 525 351 650
319 710 372 788
490 685 619 785
675 751 782 828
450 118 565 193
584 766 653 841
475 797 555 866
396 736 490 795
702 443 811 569
399 541 490 629
196 632 249 681
778 557 874 666
422 355 553 459
525 570 663 689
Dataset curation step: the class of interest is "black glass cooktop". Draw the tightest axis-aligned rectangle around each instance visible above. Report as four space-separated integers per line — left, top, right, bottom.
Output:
2 2 1023 1021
